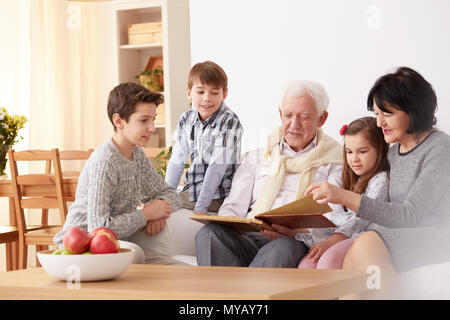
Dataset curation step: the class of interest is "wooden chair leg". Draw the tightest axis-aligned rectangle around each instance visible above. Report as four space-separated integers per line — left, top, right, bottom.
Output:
5 242 13 271
12 241 18 270
18 240 28 270
42 208 49 226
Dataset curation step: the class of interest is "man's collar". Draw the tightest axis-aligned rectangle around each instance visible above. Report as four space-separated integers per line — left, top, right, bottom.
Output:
280 134 318 155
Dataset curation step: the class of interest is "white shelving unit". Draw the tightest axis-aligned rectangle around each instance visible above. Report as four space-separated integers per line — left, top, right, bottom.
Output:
112 0 191 148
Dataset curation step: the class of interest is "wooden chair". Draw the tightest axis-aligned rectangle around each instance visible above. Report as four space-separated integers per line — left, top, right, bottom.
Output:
8 149 68 269
34 149 93 264
42 149 95 259
0 225 18 271
40 149 93 223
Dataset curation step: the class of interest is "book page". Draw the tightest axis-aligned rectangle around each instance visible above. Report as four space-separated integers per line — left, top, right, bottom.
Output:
256 194 331 217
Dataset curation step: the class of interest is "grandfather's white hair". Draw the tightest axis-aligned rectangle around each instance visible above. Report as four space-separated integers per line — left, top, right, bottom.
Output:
280 80 329 115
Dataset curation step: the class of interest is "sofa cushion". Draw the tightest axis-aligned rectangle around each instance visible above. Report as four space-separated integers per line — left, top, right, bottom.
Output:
398 260 450 299
166 208 203 257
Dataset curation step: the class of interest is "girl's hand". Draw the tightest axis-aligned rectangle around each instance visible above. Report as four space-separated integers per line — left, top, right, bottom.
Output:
305 181 344 205
306 240 333 263
307 233 348 263
141 199 172 221
145 219 166 235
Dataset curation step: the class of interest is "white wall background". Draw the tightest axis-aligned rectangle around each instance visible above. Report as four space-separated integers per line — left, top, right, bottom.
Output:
190 0 450 152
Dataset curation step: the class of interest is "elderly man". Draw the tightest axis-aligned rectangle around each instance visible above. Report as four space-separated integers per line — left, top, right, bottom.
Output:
196 80 348 268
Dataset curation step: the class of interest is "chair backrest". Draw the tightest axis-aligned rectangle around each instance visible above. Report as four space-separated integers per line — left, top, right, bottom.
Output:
45 149 94 178
8 149 68 235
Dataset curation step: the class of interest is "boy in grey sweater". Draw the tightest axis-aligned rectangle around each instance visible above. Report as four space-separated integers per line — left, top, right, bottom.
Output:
54 83 182 264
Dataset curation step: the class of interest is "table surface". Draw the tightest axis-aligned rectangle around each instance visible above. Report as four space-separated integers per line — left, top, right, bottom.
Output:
0 174 367 300
0 264 368 300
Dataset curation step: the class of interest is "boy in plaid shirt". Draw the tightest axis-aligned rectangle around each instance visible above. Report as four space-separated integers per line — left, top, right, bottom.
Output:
165 61 243 214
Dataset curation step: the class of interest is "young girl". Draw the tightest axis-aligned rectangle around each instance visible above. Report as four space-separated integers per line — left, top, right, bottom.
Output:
298 116 389 269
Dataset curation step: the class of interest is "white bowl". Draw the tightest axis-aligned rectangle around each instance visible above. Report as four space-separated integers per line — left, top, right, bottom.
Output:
37 248 135 282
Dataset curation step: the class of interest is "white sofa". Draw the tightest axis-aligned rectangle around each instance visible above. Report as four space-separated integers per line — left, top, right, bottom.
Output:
167 208 203 266
166 208 450 299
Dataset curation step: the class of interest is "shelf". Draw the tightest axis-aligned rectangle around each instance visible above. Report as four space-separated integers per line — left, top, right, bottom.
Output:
114 0 190 148
120 43 163 50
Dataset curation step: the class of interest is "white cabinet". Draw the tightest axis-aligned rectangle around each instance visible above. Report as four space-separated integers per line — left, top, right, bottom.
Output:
113 0 191 148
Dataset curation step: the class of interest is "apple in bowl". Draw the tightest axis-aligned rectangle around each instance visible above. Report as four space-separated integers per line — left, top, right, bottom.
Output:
37 248 134 281
90 227 120 254
39 226 134 281
62 226 91 254
56 226 121 255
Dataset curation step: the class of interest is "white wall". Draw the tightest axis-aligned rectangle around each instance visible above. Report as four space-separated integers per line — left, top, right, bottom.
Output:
190 0 450 152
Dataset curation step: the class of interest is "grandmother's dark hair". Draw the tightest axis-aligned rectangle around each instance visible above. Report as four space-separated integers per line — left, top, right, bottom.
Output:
367 67 437 134
107 82 163 131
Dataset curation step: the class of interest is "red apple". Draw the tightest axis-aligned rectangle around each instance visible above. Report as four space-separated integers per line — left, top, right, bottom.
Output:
89 231 120 254
91 227 118 240
63 226 91 254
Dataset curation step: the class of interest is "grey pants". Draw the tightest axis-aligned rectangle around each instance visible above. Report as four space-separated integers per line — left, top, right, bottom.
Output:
180 189 224 212
196 223 308 268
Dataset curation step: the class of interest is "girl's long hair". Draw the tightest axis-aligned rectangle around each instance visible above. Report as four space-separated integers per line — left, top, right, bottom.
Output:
342 116 389 194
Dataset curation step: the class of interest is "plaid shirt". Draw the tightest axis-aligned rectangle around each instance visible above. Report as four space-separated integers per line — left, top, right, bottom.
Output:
169 103 243 202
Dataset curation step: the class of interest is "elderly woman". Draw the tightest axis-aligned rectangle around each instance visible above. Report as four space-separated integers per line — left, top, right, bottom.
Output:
306 67 450 299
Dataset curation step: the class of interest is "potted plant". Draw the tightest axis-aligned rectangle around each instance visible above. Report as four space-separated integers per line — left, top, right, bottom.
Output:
0 107 27 178
152 146 190 178
136 66 164 92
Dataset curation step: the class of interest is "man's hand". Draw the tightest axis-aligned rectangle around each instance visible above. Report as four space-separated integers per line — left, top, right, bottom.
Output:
260 224 302 241
141 199 172 221
194 210 210 216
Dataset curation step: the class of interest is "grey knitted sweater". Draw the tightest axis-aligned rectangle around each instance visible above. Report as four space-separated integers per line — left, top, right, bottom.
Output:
54 138 182 248
358 130 450 228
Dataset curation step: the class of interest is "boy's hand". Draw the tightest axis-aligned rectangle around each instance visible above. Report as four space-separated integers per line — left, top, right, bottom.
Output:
145 219 166 235
142 199 172 221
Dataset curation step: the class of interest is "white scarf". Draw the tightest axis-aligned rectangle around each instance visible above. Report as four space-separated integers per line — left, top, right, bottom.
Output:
249 127 343 217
